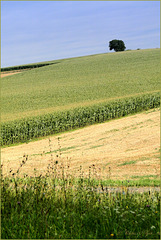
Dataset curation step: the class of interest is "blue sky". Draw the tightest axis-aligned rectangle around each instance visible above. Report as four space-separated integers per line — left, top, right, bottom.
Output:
1 1 160 67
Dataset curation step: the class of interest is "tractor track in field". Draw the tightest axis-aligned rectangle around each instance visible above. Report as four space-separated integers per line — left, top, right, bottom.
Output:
1 108 160 181
1 70 30 78
93 186 160 193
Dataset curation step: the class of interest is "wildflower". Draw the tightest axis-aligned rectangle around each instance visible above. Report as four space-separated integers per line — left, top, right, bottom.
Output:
110 233 114 237
155 211 158 213
151 225 156 230
146 204 150 208
17 201 21 206
126 206 128 209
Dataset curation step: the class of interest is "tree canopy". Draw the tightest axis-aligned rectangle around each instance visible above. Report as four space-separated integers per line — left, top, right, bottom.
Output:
109 39 126 52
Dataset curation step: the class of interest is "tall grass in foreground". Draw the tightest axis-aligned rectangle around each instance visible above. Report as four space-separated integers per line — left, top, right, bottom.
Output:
1 159 160 239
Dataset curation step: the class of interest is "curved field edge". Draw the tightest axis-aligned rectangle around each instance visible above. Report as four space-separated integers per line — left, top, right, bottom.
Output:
1 92 160 146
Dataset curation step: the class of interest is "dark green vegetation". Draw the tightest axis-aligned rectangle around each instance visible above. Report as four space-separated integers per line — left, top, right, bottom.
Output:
1 48 160 122
109 39 126 52
1 91 160 146
2 162 160 239
1 62 56 72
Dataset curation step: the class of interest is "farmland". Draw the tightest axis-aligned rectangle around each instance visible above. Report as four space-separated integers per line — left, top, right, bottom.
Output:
1 107 160 238
1 48 160 122
1 106 160 238
1 48 160 146
2 108 160 182
1 48 160 239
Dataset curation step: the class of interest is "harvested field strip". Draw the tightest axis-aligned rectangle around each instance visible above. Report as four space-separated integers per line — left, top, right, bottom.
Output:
1 108 160 182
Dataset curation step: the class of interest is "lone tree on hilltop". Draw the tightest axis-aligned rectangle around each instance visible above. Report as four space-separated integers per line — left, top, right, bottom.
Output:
109 39 126 52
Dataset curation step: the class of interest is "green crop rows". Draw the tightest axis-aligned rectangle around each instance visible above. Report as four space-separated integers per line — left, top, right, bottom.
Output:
1 63 55 72
1 92 160 146
1 48 160 122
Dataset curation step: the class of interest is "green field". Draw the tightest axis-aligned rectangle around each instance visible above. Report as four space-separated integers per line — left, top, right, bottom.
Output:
1 48 160 122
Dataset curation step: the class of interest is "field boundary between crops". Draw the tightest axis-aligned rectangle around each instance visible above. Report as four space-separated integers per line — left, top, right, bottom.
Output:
2 90 159 122
1 92 160 147
1 62 59 72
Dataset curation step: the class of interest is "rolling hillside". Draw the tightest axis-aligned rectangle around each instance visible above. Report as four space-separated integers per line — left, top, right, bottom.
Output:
1 48 160 122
